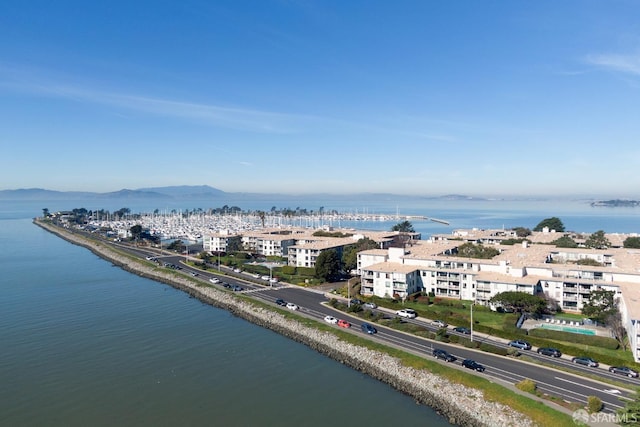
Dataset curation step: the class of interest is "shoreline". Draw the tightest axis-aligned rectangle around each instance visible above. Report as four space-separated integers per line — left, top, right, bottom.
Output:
34 218 534 427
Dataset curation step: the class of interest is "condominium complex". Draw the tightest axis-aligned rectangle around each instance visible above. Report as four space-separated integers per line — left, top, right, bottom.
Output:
357 227 640 362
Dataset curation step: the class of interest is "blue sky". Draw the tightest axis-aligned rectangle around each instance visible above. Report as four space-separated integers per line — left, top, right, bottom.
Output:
1 1 639 197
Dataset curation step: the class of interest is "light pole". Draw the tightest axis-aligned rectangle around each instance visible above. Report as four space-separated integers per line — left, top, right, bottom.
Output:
218 251 221 272
470 302 474 342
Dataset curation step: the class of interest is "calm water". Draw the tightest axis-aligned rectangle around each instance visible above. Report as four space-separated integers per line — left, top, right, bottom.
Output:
0 208 452 427
1 197 639 427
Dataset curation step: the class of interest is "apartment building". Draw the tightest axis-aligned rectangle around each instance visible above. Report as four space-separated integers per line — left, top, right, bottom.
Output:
358 228 640 362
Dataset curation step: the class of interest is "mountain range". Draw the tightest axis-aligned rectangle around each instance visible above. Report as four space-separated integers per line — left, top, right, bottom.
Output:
0 185 486 202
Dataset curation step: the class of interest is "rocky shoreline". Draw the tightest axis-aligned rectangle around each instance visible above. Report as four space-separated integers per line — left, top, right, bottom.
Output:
34 219 534 427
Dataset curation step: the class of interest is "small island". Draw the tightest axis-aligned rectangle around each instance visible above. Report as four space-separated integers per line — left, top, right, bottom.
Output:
590 199 640 207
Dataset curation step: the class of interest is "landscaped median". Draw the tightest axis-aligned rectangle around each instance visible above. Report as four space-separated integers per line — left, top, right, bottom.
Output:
34 218 576 427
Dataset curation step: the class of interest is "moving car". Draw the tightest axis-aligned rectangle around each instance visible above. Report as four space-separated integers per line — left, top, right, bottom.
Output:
396 309 417 319
363 302 377 309
453 326 471 334
571 356 599 367
232 285 243 292
508 340 532 350
462 359 485 372
337 319 351 328
609 366 639 378
324 315 338 324
275 298 287 306
537 347 562 357
261 275 270 281
432 319 447 328
361 323 377 334
233 268 241 273
432 348 457 362
286 302 299 311
209 277 220 284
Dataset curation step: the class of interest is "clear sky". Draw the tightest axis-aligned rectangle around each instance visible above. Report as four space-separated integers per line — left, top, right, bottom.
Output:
1 1 639 197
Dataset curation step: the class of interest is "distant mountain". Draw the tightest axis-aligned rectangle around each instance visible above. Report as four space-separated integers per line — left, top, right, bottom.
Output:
0 185 226 200
137 185 226 198
0 185 487 202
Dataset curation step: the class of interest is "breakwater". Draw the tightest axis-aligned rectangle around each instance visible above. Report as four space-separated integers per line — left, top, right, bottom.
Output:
34 219 533 427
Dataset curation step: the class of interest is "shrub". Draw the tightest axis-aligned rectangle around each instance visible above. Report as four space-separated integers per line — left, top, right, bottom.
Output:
516 379 537 394
479 342 508 356
587 396 603 413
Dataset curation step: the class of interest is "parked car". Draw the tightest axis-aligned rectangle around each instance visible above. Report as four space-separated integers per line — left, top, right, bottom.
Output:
537 347 562 357
396 309 417 319
571 356 599 367
433 348 457 362
432 319 448 328
324 315 338 324
609 366 639 378
462 359 485 372
508 340 531 350
275 298 287 306
363 302 377 309
361 323 377 334
350 299 364 305
453 326 471 334
337 319 351 328
286 302 299 311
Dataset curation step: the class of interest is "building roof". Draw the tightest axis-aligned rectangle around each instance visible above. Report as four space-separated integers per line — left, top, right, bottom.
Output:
363 261 419 274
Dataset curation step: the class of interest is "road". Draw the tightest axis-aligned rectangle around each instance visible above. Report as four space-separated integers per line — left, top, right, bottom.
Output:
125 246 636 414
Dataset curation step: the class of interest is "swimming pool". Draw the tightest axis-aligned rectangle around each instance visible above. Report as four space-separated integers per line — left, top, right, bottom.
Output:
539 323 596 335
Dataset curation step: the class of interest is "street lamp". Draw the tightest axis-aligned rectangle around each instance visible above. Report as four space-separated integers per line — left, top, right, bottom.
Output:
470 302 474 342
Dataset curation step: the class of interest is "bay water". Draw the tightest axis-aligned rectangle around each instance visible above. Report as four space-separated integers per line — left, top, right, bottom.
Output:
1 197 638 426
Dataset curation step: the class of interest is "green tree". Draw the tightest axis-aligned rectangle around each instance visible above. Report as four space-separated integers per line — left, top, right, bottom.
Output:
130 224 143 241
489 291 546 314
551 235 578 248
582 289 617 324
342 237 379 272
314 249 342 282
617 387 640 425
226 236 243 253
533 217 565 232
456 242 500 259
585 230 610 249
512 227 532 238
624 237 640 249
391 220 415 233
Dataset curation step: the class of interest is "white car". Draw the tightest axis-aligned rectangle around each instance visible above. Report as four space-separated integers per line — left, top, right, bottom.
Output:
324 315 338 324
286 302 299 311
261 275 270 281
396 309 417 319
432 320 448 328
233 268 241 273
209 277 220 284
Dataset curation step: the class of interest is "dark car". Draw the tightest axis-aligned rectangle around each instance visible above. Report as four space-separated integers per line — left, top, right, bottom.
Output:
232 285 243 292
453 326 471 335
508 340 532 350
275 298 287 306
462 359 485 372
432 348 457 362
361 323 377 334
350 299 364 305
571 356 599 367
609 366 639 378
537 347 562 357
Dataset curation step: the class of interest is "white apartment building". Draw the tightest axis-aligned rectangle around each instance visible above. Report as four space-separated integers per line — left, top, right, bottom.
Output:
358 228 640 362
202 230 241 253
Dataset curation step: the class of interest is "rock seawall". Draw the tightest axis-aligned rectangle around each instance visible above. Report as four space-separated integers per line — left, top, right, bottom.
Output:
34 219 533 427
